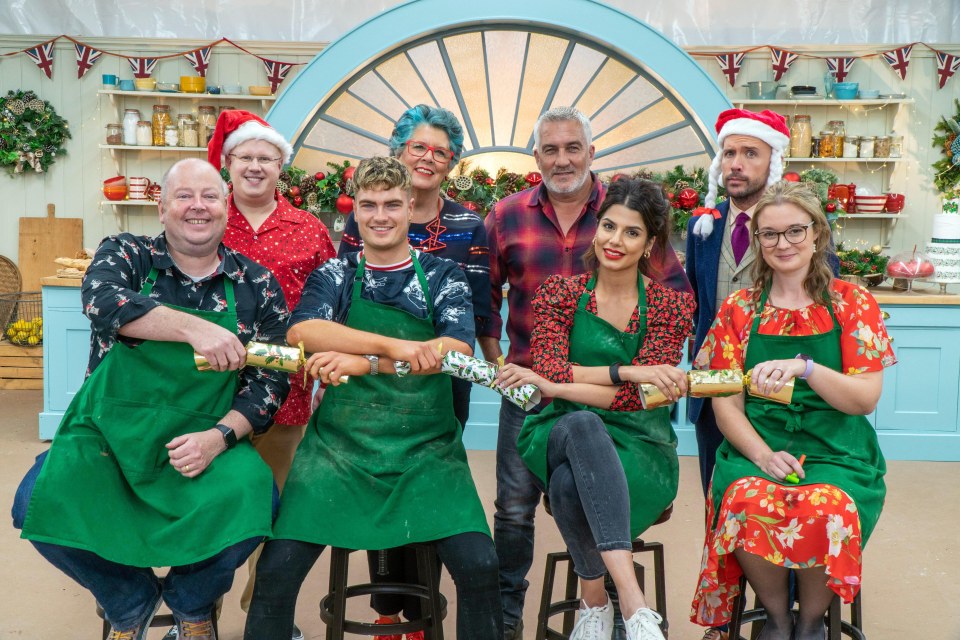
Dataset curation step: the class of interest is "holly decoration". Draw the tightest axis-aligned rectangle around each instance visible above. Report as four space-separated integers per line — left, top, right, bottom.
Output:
0 89 70 175
932 98 960 197
440 161 529 216
798 168 842 217
233 160 355 219
836 242 889 278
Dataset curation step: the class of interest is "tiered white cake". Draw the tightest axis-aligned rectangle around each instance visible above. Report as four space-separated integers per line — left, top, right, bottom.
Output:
926 197 960 283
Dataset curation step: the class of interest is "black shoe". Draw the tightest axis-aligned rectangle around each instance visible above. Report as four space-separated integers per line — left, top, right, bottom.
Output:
292 623 305 640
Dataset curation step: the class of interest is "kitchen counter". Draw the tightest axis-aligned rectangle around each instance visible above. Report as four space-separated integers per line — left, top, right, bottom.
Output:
869 283 960 305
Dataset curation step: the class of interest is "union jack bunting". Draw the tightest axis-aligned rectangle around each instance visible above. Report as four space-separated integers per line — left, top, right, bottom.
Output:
769 48 798 81
262 58 293 93
715 52 745 87
825 57 856 83
74 43 102 79
24 42 55 79
128 57 158 78
881 45 913 81
936 51 960 90
183 47 212 77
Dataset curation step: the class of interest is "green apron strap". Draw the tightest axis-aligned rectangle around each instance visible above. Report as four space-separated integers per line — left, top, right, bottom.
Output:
141 267 160 295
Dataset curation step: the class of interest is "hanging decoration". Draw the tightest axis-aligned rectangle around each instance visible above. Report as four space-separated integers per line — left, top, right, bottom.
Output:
715 52 745 87
0 89 71 176
23 41 56 79
936 51 960 90
931 99 960 195
881 45 913 80
128 57 158 78
183 46 212 77
769 47 798 81
262 59 294 93
74 43 103 79
825 57 856 82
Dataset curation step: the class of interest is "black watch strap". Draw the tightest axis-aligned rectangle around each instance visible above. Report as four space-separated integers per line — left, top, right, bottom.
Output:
215 423 237 449
609 362 623 385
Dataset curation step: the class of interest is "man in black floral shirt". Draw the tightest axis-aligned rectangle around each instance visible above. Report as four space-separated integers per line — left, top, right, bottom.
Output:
14 158 289 640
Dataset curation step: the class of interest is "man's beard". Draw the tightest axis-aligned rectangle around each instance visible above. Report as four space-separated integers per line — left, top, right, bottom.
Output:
542 168 590 195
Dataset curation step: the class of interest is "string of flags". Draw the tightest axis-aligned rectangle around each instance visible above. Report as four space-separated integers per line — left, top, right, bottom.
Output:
3 36 305 93
696 42 960 90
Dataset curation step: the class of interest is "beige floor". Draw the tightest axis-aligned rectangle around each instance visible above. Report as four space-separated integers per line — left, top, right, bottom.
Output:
1 388 957 640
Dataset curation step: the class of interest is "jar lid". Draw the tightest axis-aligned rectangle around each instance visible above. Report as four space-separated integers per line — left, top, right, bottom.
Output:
876 135 890 140
847 135 861 141
198 105 216 112
124 108 140 114
861 136 876 140
153 104 171 110
137 120 151 125
177 113 194 118
795 114 811 120
164 124 178 130
819 130 833 135
105 123 122 128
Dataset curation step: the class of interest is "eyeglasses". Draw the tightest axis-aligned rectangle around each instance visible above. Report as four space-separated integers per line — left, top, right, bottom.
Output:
405 140 453 163
754 221 815 248
228 153 282 166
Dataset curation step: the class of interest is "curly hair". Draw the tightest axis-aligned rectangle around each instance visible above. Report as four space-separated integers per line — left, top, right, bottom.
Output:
582 178 672 274
353 156 413 195
388 104 465 168
750 181 836 303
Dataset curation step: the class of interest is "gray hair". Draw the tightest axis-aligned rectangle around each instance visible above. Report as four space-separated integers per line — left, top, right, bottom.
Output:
159 158 229 202
533 106 592 150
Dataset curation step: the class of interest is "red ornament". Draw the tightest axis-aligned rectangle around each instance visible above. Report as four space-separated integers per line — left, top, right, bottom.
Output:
666 191 675 201
461 201 479 212
783 171 801 182
293 196 303 206
826 202 837 213
485 177 495 186
314 171 326 181
335 193 354 214
342 166 356 182
288 186 301 197
677 187 699 209
524 171 542 186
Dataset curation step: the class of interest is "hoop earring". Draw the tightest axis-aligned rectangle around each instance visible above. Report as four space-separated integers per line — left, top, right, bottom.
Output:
643 249 651 258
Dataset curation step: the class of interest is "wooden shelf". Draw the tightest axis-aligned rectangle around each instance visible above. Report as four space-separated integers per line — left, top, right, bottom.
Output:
841 213 907 220
100 200 156 206
98 89 275 101
734 98 913 106
785 157 902 164
100 144 208 152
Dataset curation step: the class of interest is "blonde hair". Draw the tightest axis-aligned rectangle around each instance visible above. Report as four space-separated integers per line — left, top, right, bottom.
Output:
353 156 412 195
750 181 836 303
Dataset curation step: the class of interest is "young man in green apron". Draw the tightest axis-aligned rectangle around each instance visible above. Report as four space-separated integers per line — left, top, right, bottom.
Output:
244 156 502 640
12 158 290 640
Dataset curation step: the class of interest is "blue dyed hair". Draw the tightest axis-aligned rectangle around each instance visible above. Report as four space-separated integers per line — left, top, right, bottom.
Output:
388 104 465 168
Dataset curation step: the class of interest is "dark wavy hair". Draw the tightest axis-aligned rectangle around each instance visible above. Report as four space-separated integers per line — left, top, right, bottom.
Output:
387 104 465 168
582 178 672 274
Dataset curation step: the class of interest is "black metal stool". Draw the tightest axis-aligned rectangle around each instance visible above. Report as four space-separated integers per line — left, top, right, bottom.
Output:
728 574 864 640
320 543 448 640
96 600 220 639
535 502 672 640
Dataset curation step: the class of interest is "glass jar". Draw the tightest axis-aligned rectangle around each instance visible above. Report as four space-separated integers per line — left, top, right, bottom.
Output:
164 123 179 147
135 120 153 146
176 113 196 147
181 121 200 148
889 134 903 158
789 115 812 158
818 130 835 158
842 135 860 158
875 135 891 158
828 120 845 158
122 109 140 146
197 105 217 147
810 135 821 158
152 105 172 146
105 123 123 145
859 136 875 158
219 106 236 115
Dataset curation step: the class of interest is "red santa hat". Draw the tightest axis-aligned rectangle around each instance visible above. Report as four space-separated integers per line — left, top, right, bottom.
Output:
206 109 293 170
693 108 790 239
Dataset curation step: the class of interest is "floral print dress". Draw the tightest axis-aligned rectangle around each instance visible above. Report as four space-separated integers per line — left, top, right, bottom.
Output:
690 279 896 627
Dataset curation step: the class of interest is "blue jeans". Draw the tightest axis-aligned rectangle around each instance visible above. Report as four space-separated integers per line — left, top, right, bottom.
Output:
494 398 544 629
12 451 272 631
540 411 631 579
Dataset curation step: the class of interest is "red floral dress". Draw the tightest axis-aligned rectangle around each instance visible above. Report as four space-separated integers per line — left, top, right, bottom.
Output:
690 280 896 627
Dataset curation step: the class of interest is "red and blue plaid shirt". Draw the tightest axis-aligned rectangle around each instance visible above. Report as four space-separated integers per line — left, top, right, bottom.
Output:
483 175 692 367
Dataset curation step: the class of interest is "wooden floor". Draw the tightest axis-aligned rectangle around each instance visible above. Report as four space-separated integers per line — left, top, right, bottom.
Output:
1 389 957 639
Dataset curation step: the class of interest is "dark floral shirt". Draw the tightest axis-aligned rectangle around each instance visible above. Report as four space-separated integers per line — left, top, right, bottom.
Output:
531 273 695 411
81 232 291 432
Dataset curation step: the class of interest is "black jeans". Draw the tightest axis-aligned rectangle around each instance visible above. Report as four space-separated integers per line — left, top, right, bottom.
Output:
244 532 502 640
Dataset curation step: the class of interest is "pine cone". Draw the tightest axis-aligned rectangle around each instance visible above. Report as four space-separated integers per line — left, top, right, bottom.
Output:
299 174 314 188
279 171 291 183
947 134 956 158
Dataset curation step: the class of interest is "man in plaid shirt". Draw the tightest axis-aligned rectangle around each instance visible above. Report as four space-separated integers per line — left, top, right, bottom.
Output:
481 106 691 639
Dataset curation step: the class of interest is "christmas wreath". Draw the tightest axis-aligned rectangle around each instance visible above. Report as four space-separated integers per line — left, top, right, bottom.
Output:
932 98 960 197
0 90 71 175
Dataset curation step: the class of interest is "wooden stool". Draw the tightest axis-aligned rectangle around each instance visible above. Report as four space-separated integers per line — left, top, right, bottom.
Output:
535 502 672 640
96 600 220 639
728 574 864 640
320 544 448 640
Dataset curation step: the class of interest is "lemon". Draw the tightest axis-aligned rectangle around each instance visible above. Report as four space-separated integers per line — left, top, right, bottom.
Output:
27 335 39 345
5 326 14 338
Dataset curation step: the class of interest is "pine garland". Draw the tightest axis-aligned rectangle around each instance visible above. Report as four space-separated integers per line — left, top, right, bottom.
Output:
932 98 960 198
0 90 71 175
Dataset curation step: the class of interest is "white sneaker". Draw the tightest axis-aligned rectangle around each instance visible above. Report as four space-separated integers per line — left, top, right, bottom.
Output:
624 608 664 640
569 598 614 640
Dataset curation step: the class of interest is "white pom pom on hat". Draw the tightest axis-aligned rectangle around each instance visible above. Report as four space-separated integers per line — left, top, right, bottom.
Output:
206 109 293 171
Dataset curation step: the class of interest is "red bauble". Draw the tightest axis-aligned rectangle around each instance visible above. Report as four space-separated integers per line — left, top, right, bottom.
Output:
293 196 303 206
671 200 681 209
826 202 837 213
677 187 699 209
783 171 801 182
485 177 495 186
461 201 479 212
288 186 301 197
524 171 542 186
666 191 675 201
314 171 326 181
342 166 356 182
335 193 354 214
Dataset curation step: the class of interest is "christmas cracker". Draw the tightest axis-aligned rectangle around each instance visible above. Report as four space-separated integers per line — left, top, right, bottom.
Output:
640 369 794 409
441 350 541 411
194 341 348 384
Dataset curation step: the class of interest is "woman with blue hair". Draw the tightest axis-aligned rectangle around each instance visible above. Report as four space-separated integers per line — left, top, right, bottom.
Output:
338 104 492 638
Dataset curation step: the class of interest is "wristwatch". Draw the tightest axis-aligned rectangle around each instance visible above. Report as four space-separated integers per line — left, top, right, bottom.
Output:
215 424 237 449
363 354 380 376
795 353 815 380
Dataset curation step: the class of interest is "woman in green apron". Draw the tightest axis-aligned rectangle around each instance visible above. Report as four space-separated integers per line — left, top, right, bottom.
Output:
690 182 895 640
244 157 501 640
497 179 694 640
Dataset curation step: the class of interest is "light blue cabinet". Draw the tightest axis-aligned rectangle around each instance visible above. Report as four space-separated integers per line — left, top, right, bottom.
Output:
40 283 90 440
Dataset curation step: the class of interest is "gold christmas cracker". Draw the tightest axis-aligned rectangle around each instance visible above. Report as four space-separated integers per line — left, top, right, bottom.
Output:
640 369 794 409
194 341 348 385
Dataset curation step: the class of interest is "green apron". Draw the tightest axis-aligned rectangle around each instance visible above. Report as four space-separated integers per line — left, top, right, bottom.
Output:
517 275 679 538
710 287 886 543
272 251 489 548
21 269 274 567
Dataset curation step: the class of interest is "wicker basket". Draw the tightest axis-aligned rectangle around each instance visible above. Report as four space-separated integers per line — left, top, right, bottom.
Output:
0 291 42 346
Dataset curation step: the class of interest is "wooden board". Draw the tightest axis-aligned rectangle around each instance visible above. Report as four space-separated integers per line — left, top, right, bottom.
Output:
0 340 42 389
0 379 43 390
18 203 83 292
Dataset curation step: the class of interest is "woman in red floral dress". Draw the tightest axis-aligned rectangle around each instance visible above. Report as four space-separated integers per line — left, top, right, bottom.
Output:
689 181 895 640
498 178 694 640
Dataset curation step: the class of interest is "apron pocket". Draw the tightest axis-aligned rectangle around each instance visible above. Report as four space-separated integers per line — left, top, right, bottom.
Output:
93 398 224 479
